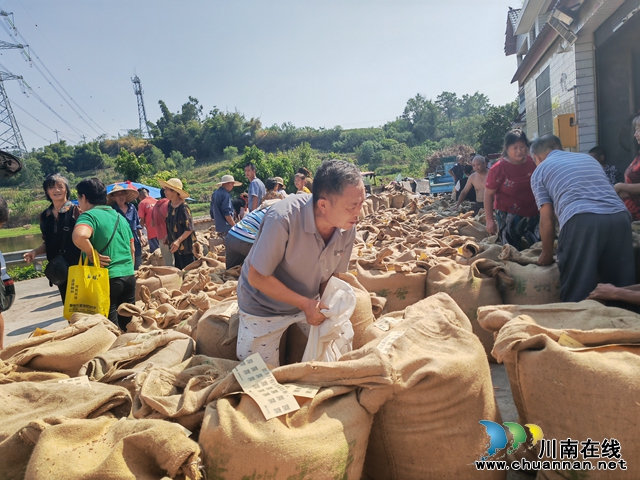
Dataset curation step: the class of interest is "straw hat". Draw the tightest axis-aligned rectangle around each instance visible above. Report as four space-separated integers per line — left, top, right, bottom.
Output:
216 174 243 187
158 178 190 198
107 183 139 204
274 176 285 187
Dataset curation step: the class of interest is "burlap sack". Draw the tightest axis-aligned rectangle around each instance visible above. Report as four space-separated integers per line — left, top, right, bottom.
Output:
478 300 640 334
457 243 503 265
0 360 69 384
350 293 503 480
0 381 131 480
0 316 118 377
80 330 195 392
355 260 426 314
499 261 561 305
493 316 640 480
337 272 375 349
369 293 387 318
426 258 510 361
135 265 183 300
133 355 238 430
23 417 201 480
200 386 374 480
195 299 239 360
457 219 489 241
390 193 404 209
362 311 406 344
498 243 540 265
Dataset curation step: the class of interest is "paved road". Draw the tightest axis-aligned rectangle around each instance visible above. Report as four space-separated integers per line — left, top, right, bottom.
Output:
4 276 69 345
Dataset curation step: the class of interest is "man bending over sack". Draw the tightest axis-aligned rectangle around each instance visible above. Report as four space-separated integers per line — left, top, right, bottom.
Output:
530 134 635 302
236 160 365 366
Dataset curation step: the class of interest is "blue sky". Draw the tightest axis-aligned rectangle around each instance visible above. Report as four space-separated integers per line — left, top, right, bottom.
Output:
0 0 519 150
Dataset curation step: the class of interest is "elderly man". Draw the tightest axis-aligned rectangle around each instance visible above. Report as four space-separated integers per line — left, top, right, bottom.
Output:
244 163 266 211
448 155 465 185
456 155 488 213
210 175 242 235
236 160 365 365
530 134 634 302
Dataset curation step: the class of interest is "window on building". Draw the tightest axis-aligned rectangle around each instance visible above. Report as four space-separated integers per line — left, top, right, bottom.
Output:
536 67 552 136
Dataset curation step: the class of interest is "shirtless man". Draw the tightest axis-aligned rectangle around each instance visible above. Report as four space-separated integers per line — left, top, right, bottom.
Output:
456 155 488 213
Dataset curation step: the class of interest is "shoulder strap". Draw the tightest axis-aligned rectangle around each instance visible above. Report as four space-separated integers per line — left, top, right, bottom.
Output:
99 213 120 255
56 206 75 255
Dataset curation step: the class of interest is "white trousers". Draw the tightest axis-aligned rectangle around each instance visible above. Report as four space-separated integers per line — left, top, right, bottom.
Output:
237 309 309 367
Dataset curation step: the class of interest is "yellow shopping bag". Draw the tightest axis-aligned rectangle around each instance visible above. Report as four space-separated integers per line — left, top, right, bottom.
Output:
63 249 110 320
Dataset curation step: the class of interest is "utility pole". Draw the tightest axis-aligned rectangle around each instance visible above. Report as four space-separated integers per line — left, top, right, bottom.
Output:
131 74 150 138
54 129 59 142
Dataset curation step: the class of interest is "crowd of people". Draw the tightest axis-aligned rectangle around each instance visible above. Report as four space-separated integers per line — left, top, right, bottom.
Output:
3 114 639 358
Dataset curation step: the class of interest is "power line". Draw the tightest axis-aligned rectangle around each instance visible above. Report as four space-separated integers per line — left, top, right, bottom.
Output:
12 98 56 133
3 6 108 136
17 120 52 143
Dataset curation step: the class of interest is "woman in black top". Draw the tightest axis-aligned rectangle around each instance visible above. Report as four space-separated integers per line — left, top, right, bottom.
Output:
159 178 196 270
23 174 81 302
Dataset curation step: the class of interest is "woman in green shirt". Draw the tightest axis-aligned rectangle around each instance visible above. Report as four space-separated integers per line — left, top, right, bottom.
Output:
72 178 136 330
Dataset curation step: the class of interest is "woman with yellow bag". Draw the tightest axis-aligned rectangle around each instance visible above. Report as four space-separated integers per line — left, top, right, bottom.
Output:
72 178 136 330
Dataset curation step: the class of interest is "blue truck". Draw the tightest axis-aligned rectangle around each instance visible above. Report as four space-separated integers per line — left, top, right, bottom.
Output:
427 156 457 195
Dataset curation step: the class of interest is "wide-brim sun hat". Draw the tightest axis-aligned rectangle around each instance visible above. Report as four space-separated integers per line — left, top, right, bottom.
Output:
216 174 243 187
274 176 285 187
158 178 190 198
107 183 139 204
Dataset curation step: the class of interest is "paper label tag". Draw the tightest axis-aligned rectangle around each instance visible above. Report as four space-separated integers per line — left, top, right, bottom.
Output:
58 375 92 388
377 331 405 354
233 353 300 420
283 383 321 398
558 333 586 349
374 317 402 332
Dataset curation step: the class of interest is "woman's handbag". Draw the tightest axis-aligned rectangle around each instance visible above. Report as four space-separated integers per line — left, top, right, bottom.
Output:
63 248 110 320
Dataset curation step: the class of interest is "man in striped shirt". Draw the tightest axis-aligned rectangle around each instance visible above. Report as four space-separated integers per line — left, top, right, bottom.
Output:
224 205 271 269
530 134 635 302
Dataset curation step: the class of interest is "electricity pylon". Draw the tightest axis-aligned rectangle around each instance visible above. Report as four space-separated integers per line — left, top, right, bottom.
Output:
131 74 150 138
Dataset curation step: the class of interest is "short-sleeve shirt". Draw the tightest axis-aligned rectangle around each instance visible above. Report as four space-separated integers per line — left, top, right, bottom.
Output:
166 202 196 254
237 194 356 316
138 196 157 239
227 207 269 244
210 187 234 234
152 198 170 240
40 201 82 266
485 156 539 217
248 178 266 211
531 150 629 229
114 203 142 255
624 153 640 220
76 205 135 278
450 163 464 183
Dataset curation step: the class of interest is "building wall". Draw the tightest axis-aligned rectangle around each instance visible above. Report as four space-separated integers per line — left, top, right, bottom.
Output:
575 40 598 153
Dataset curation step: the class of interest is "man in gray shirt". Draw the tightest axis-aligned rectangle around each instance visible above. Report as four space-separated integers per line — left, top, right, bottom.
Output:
237 160 365 365
244 163 266 211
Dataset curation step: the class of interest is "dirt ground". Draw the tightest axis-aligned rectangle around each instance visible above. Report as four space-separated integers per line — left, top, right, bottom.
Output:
3 276 534 478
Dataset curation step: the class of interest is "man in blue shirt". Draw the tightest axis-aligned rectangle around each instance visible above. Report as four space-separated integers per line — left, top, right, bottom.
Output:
530 134 635 302
244 163 266 212
210 175 241 235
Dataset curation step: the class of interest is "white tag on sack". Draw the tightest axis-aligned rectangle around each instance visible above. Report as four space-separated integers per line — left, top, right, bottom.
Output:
374 317 402 332
233 353 300 420
58 375 92 389
283 383 321 399
377 331 405 355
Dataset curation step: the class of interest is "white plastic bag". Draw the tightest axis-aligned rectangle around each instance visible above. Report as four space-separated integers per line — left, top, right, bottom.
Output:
301 276 356 363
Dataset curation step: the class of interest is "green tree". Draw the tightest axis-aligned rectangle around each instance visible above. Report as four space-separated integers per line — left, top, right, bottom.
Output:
460 92 491 117
435 91 461 129
477 101 519 155
401 94 442 144
223 146 238 161
115 150 151 181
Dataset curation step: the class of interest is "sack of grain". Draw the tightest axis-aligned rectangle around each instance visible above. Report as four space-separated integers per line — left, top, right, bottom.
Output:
0 316 118 377
351 293 503 479
80 330 195 394
457 219 489 241
426 258 509 360
499 261 561 305
133 355 238 431
0 380 131 480
0 360 69 384
337 272 375 349
199 355 394 480
390 193 405 209
369 293 387 318
457 243 503 265
493 316 640 479
478 300 640 334
24 417 201 480
355 260 426 314
195 299 239 360
135 265 183 300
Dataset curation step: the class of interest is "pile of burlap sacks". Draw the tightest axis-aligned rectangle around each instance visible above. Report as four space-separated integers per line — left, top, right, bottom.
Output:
2 188 640 479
